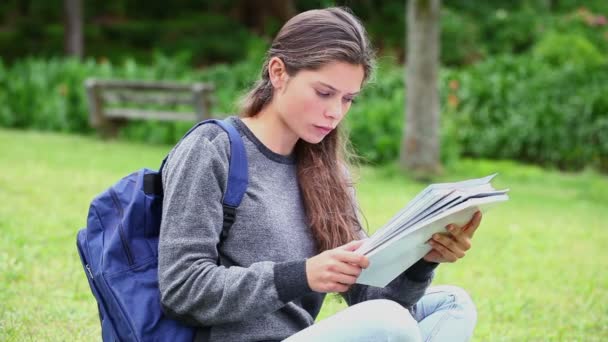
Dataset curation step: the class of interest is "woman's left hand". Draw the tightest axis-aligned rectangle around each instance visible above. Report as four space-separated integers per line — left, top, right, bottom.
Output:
423 211 482 263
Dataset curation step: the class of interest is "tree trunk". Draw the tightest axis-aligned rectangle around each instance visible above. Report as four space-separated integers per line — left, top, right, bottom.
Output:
64 0 83 59
401 0 441 176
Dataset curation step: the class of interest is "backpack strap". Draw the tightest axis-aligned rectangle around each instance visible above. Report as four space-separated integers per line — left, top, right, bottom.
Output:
156 118 249 235
205 119 248 236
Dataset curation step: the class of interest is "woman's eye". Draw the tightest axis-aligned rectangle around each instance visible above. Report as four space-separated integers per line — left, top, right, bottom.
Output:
315 90 331 98
343 97 356 104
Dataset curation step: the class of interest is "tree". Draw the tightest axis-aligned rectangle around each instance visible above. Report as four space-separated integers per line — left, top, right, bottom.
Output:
64 0 83 58
400 0 441 176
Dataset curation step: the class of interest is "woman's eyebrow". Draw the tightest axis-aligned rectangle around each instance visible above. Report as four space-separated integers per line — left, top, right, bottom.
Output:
317 81 360 96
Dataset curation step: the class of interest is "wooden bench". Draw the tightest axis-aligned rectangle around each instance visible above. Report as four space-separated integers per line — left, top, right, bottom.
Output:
85 78 216 137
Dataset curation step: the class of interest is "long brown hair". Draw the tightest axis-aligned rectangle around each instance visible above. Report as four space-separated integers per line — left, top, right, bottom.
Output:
240 7 375 252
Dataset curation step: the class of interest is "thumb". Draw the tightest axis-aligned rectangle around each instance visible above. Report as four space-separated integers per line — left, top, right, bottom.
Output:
339 239 365 252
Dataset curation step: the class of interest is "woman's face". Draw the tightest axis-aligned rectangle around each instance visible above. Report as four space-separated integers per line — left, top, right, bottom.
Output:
272 61 365 144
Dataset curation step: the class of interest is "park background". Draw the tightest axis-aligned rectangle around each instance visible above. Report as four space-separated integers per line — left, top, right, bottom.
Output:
0 0 606 340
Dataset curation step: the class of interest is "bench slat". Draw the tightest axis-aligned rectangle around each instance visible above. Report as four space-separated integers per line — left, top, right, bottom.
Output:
89 80 213 92
85 78 215 137
102 91 195 106
105 108 198 122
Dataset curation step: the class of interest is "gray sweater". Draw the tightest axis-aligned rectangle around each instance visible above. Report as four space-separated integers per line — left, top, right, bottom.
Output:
158 117 437 341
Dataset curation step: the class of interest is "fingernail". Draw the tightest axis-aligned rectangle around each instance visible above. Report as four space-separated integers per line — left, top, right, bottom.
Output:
446 224 453 231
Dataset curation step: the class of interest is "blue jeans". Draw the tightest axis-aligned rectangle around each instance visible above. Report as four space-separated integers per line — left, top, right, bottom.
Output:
284 285 477 342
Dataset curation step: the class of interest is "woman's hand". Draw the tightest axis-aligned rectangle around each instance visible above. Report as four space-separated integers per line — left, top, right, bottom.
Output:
424 211 482 263
306 240 370 293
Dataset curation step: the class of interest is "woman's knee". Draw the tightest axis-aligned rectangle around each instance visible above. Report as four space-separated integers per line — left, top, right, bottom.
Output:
362 299 422 341
431 285 477 323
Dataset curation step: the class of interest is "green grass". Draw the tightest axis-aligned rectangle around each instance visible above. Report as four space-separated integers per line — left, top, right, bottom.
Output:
1 128 607 341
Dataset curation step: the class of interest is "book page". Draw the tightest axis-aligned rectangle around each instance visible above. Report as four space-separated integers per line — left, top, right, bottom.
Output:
354 174 508 287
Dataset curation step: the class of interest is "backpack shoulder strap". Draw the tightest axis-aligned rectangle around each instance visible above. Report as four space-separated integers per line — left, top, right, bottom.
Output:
157 118 249 231
205 119 249 233
207 119 248 208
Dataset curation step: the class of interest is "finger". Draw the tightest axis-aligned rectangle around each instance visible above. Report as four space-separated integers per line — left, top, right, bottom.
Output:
447 211 480 238
359 256 370 269
333 250 367 267
331 273 358 285
455 236 472 251
442 228 472 251
445 223 464 238
338 239 365 252
432 234 466 258
429 240 460 262
329 260 363 277
463 211 482 238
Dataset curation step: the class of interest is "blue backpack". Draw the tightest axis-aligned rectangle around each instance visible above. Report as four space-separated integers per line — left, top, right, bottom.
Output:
76 119 248 342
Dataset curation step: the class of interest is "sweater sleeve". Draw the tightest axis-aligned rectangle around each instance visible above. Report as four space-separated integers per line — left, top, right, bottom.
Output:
343 258 437 310
158 130 312 326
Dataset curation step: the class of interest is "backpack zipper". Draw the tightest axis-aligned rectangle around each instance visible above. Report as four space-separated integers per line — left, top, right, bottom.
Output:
86 264 94 278
77 239 118 337
109 189 135 265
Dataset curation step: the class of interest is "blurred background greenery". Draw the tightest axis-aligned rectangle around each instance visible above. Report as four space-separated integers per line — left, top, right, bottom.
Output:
1 0 607 172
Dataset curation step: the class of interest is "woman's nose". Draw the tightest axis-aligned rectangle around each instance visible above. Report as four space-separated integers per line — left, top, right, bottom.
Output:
325 99 344 120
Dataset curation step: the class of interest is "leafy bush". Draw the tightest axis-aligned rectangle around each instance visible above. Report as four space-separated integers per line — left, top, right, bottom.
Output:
440 8 483 66
447 55 608 172
478 7 549 55
0 54 264 143
346 63 404 164
532 32 606 67
349 53 608 172
1 55 606 172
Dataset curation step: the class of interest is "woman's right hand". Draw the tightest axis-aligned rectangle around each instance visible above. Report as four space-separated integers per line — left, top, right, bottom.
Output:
305 240 370 293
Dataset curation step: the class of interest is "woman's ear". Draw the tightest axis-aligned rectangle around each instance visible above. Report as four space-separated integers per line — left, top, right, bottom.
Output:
268 57 288 90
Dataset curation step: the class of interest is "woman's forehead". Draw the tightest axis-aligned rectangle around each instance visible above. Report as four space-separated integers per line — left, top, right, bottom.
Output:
298 62 364 93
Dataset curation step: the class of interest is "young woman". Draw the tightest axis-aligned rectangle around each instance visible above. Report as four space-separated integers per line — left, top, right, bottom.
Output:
159 7 479 342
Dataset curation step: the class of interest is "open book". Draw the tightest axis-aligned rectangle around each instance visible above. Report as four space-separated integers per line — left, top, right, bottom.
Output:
355 173 509 287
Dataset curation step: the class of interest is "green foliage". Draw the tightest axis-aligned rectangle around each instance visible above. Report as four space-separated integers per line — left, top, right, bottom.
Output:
440 8 483 66
4 0 608 68
0 11 260 66
346 61 404 164
478 7 549 55
532 32 606 67
1 54 607 173
349 53 608 172
0 58 97 132
0 55 261 144
447 55 608 172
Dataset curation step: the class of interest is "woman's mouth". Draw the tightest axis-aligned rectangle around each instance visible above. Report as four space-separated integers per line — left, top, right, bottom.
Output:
314 125 333 135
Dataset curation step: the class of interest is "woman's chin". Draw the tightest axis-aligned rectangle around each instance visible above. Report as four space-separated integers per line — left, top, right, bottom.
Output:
300 135 325 144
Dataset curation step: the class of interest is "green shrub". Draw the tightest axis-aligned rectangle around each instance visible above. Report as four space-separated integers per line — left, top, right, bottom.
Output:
448 55 608 172
0 55 260 143
348 52 608 172
440 8 483 66
346 64 404 164
1 55 606 172
532 32 606 67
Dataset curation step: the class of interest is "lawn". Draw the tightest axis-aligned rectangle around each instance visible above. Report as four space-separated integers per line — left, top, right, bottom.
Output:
0 128 606 341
